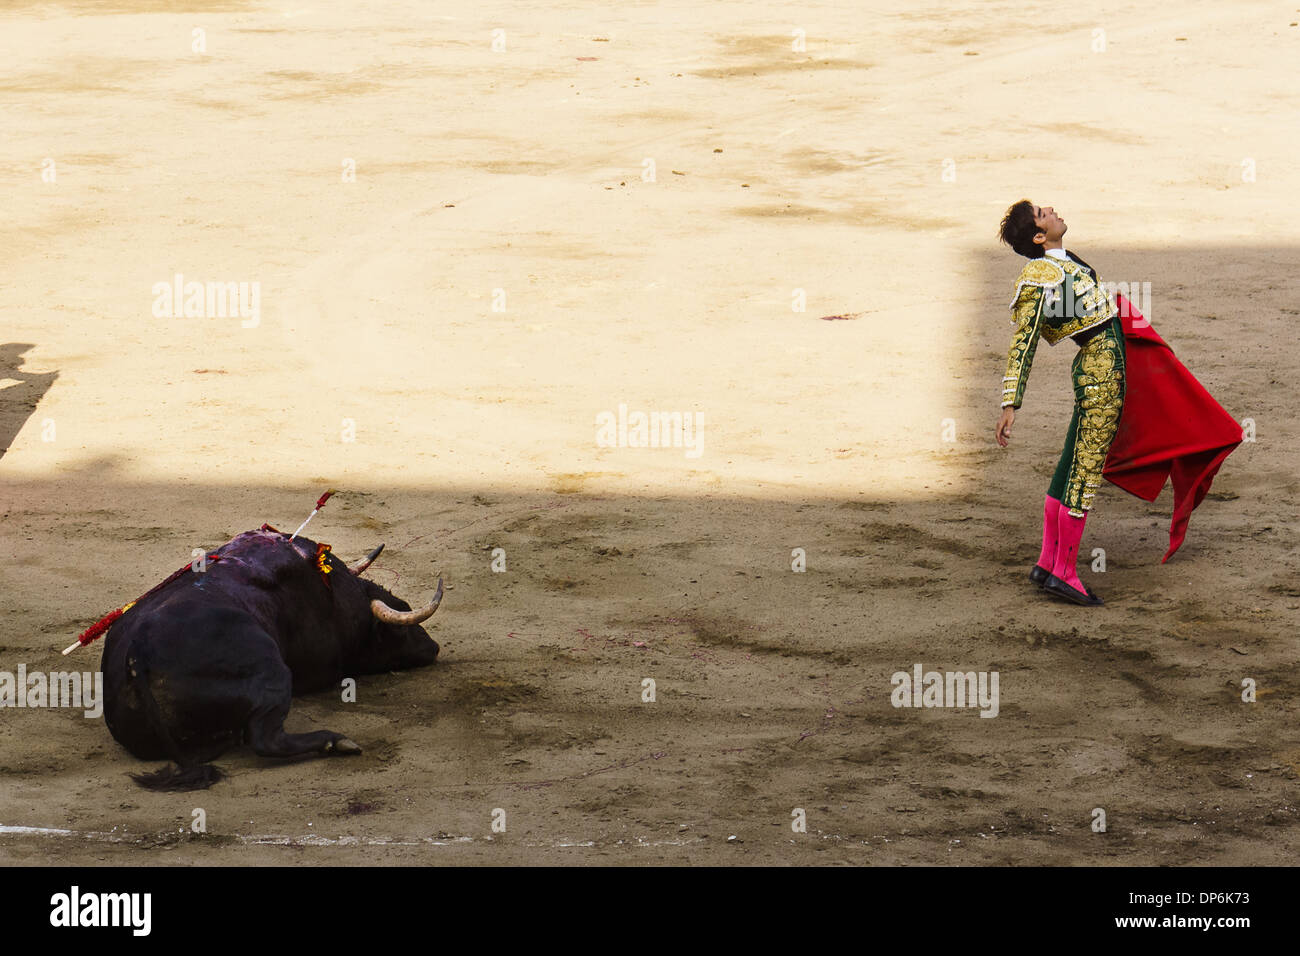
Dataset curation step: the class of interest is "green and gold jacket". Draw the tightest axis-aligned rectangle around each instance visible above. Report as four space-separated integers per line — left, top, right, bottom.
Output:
1000 255 1117 409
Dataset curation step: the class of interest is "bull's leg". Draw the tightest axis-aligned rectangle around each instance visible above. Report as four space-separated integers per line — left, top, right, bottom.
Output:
245 665 361 758
247 704 362 757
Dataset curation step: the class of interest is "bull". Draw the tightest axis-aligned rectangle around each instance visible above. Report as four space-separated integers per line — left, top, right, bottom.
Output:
100 528 443 791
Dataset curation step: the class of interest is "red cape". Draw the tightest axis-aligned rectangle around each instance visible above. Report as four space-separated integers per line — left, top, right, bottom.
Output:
1102 293 1241 562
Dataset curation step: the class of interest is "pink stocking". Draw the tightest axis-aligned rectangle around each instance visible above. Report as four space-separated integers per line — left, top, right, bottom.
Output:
1053 507 1088 591
1037 495 1061 571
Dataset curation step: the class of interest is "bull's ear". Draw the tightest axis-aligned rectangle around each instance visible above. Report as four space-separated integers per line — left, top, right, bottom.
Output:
358 578 412 611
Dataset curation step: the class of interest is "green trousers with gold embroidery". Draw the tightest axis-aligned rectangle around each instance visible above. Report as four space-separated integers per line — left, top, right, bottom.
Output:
1047 314 1127 517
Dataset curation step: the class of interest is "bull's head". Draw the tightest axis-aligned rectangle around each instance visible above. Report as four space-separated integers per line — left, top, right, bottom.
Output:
348 544 442 671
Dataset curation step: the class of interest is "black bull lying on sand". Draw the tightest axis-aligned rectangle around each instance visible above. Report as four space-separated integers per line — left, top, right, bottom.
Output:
101 529 443 791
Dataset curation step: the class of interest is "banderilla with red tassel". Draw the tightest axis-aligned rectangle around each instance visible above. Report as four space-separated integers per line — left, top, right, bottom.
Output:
290 489 336 541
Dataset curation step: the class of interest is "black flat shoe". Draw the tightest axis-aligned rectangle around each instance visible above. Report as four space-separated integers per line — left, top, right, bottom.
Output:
1043 574 1104 606
1029 565 1050 586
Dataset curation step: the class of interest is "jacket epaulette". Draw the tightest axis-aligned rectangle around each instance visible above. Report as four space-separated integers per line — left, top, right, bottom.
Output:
1008 257 1066 312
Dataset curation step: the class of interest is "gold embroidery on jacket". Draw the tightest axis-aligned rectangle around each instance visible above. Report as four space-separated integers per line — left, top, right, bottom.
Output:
1036 258 1118 344
1001 256 1120 409
1006 257 1065 312
1001 285 1045 408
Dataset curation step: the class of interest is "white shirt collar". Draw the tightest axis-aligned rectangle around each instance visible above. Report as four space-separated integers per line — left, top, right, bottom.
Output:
1045 248 1068 260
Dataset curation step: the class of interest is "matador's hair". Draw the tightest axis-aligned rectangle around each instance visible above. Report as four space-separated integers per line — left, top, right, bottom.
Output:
999 200 1043 260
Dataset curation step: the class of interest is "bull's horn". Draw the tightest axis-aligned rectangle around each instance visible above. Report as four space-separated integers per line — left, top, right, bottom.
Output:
350 543 385 575
371 575 443 626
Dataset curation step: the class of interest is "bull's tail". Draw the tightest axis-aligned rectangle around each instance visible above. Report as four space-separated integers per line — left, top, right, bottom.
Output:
128 660 225 792
131 763 225 791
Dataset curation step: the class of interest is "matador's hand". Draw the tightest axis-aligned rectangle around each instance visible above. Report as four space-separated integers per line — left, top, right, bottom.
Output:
995 406 1015 447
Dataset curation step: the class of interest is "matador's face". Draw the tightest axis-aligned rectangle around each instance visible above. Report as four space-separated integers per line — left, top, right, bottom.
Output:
1032 204 1067 245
